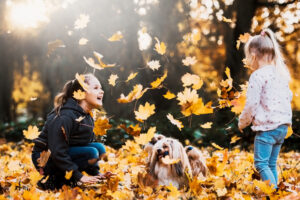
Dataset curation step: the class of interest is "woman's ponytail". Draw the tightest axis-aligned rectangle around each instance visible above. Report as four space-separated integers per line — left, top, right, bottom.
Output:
263 28 291 82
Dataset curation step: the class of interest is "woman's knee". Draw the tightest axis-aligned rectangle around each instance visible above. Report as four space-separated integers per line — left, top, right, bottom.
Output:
88 147 99 159
89 143 106 156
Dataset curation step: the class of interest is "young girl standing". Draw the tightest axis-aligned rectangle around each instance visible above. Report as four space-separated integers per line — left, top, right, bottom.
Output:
238 29 292 189
32 73 112 190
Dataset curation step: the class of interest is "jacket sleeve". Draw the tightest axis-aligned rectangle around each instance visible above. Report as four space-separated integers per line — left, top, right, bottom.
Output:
47 115 83 181
238 73 263 130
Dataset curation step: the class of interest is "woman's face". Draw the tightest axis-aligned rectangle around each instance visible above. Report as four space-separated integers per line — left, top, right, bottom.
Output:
84 76 104 109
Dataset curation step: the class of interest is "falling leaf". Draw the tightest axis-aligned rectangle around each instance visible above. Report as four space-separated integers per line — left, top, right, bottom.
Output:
134 127 156 145
75 73 89 91
200 122 212 129
108 74 119 86
222 16 232 23
74 14 90 29
239 33 251 43
236 40 241 50
154 37 166 55
37 150 51 168
126 72 138 82
211 142 224 150
93 117 112 136
73 89 86 100
108 31 123 42
285 126 293 139
253 179 274 195
162 156 180 165
119 124 141 137
230 135 241 144
118 84 149 103
75 116 85 122
23 125 40 140
79 38 88 45
163 91 176 100
166 114 184 130
65 170 73 180
134 102 155 121
93 51 116 68
182 56 197 66
47 39 65 57
150 71 167 89
181 73 203 90
147 60 161 71
177 88 199 106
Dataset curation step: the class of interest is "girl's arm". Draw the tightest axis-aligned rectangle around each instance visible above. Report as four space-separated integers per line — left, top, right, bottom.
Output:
238 73 263 130
47 115 83 182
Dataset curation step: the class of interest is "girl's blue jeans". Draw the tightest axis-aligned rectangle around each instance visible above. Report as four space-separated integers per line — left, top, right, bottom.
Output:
254 125 287 189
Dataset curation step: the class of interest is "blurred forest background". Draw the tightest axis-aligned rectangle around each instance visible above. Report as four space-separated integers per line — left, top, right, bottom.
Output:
0 0 299 150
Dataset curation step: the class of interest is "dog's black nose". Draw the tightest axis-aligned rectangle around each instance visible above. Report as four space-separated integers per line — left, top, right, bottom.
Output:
157 149 162 154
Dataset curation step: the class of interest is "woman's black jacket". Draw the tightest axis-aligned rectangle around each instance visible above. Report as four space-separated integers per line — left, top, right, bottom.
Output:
33 98 95 181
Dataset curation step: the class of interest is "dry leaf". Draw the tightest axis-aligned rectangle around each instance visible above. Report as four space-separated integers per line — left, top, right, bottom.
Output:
93 117 112 136
118 84 149 103
79 37 88 45
108 31 123 41
23 125 40 140
47 40 65 57
285 126 293 139
108 74 119 86
119 124 141 137
73 89 86 100
166 113 184 130
134 102 155 122
230 135 241 144
75 73 89 91
150 71 167 89
75 116 85 122
37 150 51 168
126 72 138 82
65 170 73 180
182 56 197 66
211 142 224 150
61 126 68 141
163 90 176 100
162 155 180 165
154 37 166 55
134 127 156 145
147 60 161 71
74 14 90 29
200 122 212 129
222 16 232 23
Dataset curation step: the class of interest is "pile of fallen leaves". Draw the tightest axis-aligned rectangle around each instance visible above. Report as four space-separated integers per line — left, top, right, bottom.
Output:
0 127 299 200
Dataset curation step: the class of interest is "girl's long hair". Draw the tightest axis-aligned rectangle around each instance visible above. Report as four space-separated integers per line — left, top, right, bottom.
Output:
244 28 290 81
54 73 95 114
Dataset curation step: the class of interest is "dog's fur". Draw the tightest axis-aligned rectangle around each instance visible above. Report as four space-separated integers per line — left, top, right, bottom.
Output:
185 146 208 177
149 138 192 188
144 134 165 164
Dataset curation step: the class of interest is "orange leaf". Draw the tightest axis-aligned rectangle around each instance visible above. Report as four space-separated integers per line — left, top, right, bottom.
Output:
73 89 86 100
23 125 40 140
93 117 112 136
154 37 166 55
163 90 176 99
134 102 155 121
37 150 51 168
108 31 123 42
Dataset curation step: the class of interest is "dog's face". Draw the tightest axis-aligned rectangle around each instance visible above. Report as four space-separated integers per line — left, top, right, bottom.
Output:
150 134 165 145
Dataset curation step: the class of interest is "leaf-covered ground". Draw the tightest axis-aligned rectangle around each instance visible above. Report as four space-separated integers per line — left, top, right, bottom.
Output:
0 138 299 200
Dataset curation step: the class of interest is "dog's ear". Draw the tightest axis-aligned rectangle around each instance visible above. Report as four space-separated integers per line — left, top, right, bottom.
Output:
180 143 192 175
169 140 185 177
149 148 157 177
174 162 183 176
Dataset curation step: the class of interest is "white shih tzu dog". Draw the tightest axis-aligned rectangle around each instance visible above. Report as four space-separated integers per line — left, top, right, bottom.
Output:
185 146 208 177
144 134 165 164
149 138 192 188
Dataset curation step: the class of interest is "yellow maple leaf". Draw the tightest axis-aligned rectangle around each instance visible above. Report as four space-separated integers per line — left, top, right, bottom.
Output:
79 37 88 45
134 102 155 121
163 90 176 99
200 122 212 129
134 127 156 145
118 84 149 103
231 95 246 114
230 135 241 144
166 114 183 130
285 126 293 139
65 170 73 180
108 31 123 42
154 37 166 55
181 73 203 90
147 60 161 71
150 71 167 89
177 88 199 106
166 183 181 199
253 179 274 195
211 142 224 150
75 73 89 91
23 125 40 140
108 74 119 86
182 56 197 66
184 99 213 116
126 72 138 82
93 117 112 136
162 155 180 165
94 51 116 68
73 89 86 100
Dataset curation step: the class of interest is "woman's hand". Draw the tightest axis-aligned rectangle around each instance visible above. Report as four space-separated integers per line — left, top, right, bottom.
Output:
79 175 99 184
